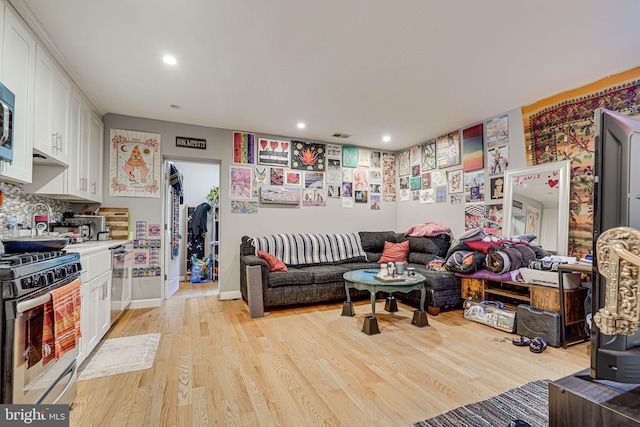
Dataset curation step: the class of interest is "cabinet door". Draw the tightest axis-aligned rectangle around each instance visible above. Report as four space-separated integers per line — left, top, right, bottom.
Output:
77 280 90 365
34 46 71 166
97 270 112 339
86 277 101 353
88 112 103 202
0 8 35 183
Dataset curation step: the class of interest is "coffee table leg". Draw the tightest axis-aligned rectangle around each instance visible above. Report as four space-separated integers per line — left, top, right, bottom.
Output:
384 296 398 312
342 281 355 317
362 291 380 335
411 283 429 327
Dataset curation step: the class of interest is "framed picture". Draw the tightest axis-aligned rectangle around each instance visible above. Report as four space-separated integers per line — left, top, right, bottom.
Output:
233 131 256 164
260 186 301 205
257 138 290 167
342 146 358 168
437 131 461 168
291 140 325 171
285 171 301 185
462 124 484 172
421 139 437 171
229 166 252 199
447 169 463 194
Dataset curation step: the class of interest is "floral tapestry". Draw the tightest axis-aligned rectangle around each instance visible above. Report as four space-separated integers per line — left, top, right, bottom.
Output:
110 129 161 197
521 66 640 256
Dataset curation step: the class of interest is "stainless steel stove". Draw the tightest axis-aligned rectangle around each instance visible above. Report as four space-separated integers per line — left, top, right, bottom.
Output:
0 250 82 404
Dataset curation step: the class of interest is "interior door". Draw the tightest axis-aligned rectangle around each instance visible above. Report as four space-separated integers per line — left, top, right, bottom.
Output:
163 160 180 299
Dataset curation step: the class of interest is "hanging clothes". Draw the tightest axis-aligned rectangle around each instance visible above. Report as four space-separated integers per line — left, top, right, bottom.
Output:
190 202 211 237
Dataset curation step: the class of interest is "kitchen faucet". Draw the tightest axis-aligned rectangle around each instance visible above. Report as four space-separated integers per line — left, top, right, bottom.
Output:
31 202 53 234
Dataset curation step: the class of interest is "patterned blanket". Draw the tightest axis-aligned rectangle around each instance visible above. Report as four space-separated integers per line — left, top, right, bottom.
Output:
251 233 367 265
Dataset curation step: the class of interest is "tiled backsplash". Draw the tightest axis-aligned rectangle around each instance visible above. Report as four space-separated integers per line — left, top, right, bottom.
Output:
1 181 71 227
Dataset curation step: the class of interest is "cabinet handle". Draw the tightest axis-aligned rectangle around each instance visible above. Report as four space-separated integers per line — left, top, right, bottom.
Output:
51 133 57 151
92 182 96 194
57 134 62 152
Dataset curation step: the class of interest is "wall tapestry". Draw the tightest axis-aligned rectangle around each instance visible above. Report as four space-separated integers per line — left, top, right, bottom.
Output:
421 139 437 171
109 129 161 198
382 152 397 202
521 66 640 256
462 124 484 172
486 114 509 147
257 138 290 167
291 140 325 171
437 131 461 168
233 131 256 164
342 146 358 168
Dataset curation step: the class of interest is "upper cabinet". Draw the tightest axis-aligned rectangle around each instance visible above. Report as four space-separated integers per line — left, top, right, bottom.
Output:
0 4 35 184
88 110 104 202
33 45 71 166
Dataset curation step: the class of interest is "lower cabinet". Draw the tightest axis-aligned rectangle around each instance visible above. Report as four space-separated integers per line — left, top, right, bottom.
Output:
77 250 112 366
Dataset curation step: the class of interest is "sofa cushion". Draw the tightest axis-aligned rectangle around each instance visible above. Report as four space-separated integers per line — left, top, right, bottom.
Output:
268 268 314 287
300 265 350 284
407 252 437 265
359 231 397 252
365 252 382 262
379 240 410 264
341 262 381 271
258 250 288 272
404 235 451 259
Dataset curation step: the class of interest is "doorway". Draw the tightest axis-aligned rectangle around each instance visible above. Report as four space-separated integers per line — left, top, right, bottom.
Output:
163 158 220 300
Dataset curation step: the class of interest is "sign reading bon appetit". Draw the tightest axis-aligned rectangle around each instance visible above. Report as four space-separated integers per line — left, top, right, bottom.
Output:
176 136 207 150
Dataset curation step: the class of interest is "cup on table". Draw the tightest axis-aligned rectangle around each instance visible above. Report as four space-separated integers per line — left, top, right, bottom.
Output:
395 262 405 275
406 267 416 277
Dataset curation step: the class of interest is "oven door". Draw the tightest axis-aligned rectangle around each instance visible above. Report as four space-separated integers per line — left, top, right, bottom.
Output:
4 280 79 404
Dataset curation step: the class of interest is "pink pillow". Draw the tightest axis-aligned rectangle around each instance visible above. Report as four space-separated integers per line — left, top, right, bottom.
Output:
378 241 410 264
257 250 288 272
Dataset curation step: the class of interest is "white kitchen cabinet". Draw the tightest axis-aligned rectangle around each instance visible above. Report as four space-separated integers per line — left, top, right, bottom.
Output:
33 44 71 166
0 5 35 183
88 110 103 202
77 249 112 365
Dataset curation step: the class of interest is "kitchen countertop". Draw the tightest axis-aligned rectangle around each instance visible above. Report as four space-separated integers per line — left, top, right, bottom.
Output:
65 239 132 256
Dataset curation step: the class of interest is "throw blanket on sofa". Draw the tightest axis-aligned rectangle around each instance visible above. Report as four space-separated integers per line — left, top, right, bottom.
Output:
251 233 367 266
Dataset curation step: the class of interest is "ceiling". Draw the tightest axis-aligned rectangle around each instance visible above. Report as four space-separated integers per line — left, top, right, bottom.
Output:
13 0 640 151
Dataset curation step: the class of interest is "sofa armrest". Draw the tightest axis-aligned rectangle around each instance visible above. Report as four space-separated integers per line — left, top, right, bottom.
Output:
240 254 270 301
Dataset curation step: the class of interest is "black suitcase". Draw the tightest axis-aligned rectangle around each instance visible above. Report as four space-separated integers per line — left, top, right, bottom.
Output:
516 304 562 347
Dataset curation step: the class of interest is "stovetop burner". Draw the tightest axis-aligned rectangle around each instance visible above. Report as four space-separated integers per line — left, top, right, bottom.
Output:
0 251 67 267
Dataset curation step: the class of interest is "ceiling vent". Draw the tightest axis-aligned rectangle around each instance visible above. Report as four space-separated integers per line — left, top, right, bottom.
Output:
331 132 351 139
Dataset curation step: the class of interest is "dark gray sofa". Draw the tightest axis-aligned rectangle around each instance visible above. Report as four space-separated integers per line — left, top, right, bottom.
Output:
239 231 461 315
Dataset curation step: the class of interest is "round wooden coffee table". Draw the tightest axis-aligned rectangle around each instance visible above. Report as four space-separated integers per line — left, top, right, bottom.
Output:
341 269 428 335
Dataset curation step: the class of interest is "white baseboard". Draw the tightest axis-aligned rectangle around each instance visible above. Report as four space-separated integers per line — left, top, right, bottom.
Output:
218 290 242 300
129 298 163 309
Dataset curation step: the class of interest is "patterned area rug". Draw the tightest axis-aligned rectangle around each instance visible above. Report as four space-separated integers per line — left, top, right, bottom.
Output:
413 380 549 427
78 333 161 381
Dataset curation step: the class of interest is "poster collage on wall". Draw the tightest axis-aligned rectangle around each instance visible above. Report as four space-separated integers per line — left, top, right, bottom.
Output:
133 221 162 277
230 131 395 213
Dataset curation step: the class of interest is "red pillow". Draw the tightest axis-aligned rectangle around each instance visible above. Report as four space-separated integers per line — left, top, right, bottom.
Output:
257 250 288 272
378 241 410 264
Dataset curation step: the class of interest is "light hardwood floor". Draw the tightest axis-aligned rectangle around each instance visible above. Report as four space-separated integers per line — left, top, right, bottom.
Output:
71 281 590 426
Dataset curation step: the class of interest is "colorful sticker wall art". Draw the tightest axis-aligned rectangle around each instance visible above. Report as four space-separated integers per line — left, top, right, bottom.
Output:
342 146 358 168
304 171 324 189
270 167 284 185
231 200 258 214
257 138 290 167
233 131 256 164
398 150 410 176
382 152 396 202
486 114 509 147
109 129 161 198
291 140 325 171
229 166 252 199
437 131 461 168
464 170 485 203
462 124 484 172
259 186 301 205
421 140 437 171
488 145 509 176
285 171 301 186
447 169 463 194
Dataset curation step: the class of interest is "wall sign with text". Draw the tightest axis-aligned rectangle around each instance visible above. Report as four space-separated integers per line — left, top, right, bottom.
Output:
176 136 207 149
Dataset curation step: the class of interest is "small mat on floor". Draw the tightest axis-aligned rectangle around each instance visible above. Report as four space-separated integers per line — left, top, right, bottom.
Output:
413 379 550 427
78 333 161 381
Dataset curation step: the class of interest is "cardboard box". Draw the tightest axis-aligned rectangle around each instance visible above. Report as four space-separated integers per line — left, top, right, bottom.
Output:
519 268 581 289
463 299 516 333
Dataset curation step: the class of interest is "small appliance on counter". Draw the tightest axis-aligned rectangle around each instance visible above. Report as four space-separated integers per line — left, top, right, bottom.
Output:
49 220 93 242
71 214 107 241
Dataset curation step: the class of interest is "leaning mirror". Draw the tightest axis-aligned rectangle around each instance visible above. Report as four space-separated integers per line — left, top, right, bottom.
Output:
502 160 571 255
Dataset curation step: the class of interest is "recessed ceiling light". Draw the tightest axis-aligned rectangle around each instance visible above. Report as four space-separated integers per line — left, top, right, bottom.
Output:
163 55 177 65
382 135 391 142
297 122 306 129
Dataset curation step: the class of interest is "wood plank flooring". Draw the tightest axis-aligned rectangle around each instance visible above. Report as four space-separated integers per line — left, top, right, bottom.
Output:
71 281 590 426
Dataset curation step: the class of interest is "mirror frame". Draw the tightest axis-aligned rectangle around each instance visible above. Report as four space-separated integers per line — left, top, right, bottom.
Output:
502 160 571 255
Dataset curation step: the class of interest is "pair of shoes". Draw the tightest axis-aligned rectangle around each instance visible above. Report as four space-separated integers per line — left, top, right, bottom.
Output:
529 337 548 353
512 336 530 346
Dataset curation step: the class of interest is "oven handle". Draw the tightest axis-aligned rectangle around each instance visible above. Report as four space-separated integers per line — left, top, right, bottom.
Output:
16 292 52 314
0 101 9 143
52 362 78 404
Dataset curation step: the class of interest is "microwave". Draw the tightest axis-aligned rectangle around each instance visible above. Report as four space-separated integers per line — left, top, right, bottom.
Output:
0 82 15 162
